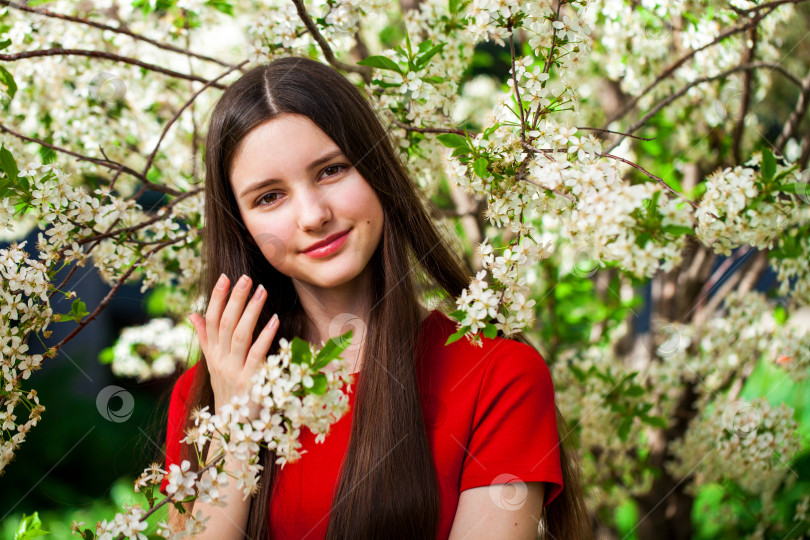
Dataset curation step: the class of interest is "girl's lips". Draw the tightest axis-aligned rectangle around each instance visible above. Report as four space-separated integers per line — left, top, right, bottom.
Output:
301 229 351 258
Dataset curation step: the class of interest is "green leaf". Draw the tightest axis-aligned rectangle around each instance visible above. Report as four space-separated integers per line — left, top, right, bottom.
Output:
0 144 19 182
448 309 466 322
641 415 667 428
313 330 352 370
568 363 587 382
415 42 445 69
416 40 434 55
624 384 645 397
436 133 469 149
445 326 469 345
357 55 402 74
14 512 49 540
773 304 787 325
777 182 809 196
0 39 11 51
661 225 693 237
482 123 501 138
482 323 497 339
205 0 235 16
422 75 444 84
99 346 115 365
59 299 90 323
309 373 328 395
617 417 632 441
761 148 776 181
472 157 489 178
0 65 16 101
290 336 312 365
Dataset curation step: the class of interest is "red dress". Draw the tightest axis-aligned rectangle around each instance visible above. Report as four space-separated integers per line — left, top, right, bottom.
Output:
161 310 563 539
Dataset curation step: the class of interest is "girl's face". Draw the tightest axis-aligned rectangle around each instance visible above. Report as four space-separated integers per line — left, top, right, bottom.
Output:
229 113 384 292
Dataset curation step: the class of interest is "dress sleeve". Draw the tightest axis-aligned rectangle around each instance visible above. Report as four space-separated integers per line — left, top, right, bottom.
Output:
459 340 564 507
159 364 198 495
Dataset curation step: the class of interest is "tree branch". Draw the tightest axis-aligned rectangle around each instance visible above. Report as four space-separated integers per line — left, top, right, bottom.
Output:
0 0 237 69
52 236 186 352
290 0 372 84
775 70 810 152
0 122 148 184
142 60 248 179
608 62 803 152
606 9 776 129
732 27 758 164
0 49 226 88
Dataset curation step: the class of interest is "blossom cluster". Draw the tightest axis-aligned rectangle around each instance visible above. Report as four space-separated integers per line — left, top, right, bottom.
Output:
695 165 791 256
78 334 354 539
105 318 195 382
668 397 802 504
0 240 50 471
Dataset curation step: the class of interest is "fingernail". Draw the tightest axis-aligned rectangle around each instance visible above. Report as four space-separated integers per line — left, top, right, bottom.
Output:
216 274 228 289
237 274 250 290
268 313 278 327
252 284 265 301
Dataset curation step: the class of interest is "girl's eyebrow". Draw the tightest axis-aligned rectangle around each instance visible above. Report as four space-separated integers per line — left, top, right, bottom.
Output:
238 149 345 200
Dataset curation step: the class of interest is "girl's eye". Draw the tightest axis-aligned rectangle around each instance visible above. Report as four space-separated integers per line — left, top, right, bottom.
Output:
322 164 348 177
257 192 281 206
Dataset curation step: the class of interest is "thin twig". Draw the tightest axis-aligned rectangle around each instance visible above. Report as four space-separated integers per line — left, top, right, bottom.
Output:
290 0 372 84
732 0 810 14
606 9 776 128
52 236 186 352
576 127 655 141
732 27 758 164
0 0 236 69
391 119 470 136
142 60 248 178
0 49 226 88
75 190 201 246
598 151 703 212
775 71 810 152
0 122 149 184
608 62 802 152
509 28 527 141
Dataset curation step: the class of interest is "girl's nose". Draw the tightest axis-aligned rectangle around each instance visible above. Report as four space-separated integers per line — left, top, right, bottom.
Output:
296 189 332 231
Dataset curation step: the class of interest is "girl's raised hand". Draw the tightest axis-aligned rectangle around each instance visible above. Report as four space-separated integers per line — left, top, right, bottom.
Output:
188 273 280 419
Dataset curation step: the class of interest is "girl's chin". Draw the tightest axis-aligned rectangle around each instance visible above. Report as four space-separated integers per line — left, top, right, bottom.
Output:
290 266 367 291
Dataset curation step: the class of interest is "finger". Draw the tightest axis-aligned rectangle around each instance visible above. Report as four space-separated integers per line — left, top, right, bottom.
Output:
189 313 208 354
219 274 253 353
229 283 267 365
205 273 230 351
245 313 280 376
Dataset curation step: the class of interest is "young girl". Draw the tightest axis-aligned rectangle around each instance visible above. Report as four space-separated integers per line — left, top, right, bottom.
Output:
160 56 590 539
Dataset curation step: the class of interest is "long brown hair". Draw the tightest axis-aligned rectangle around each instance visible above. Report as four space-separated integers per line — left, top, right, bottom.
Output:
179 56 591 539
